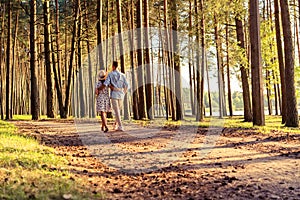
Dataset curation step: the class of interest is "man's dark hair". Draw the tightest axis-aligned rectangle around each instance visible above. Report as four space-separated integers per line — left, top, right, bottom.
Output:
113 61 118 68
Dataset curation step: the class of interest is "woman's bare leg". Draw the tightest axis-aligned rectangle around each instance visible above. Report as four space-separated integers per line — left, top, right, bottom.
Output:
101 111 108 132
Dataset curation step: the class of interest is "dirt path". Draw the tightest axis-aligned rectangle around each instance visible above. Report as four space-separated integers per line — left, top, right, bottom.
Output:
12 119 300 199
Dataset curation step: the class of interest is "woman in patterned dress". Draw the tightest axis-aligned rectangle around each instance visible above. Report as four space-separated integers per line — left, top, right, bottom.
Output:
95 70 111 132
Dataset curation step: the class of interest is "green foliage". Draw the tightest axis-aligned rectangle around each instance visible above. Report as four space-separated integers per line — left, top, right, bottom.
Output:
139 115 299 134
204 91 244 111
0 120 103 199
260 19 279 79
229 41 250 71
231 91 244 110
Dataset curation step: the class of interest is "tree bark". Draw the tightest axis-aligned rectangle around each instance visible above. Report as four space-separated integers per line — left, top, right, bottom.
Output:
235 18 253 122
97 0 104 69
195 0 202 121
226 20 233 117
136 0 146 119
214 15 224 119
0 5 5 120
266 69 272 115
55 0 62 88
5 1 11 120
77 4 85 118
280 0 299 127
52 0 65 118
273 72 279 115
205 56 213 116
128 0 139 120
51 35 65 119
199 0 205 121
249 0 265 126
44 0 55 118
83 0 95 118
64 0 80 118
116 0 130 120
188 0 194 115
144 0 154 120
170 0 182 121
11 10 19 118
30 0 40 120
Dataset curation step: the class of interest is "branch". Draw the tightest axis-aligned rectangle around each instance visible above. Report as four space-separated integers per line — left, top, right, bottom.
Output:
19 0 30 16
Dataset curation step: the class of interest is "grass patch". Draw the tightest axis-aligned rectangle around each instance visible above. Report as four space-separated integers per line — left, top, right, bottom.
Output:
0 120 104 199
11 115 47 121
223 116 300 134
11 115 75 120
127 115 299 134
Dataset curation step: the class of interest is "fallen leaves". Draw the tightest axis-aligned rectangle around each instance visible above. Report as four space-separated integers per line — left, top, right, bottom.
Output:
10 120 300 200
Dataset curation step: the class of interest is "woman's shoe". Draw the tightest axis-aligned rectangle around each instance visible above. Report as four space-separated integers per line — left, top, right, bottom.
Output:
104 126 109 133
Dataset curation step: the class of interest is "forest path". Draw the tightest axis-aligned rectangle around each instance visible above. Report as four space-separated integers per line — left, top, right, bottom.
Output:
12 119 300 200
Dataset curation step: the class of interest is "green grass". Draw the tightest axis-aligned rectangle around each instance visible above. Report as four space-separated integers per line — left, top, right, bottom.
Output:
223 116 300 134
11 115 75 120
128 115 299 134
10 115 47 121
0 120 104 200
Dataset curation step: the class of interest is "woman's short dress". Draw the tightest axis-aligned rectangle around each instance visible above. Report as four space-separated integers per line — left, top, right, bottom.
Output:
96 81 111 112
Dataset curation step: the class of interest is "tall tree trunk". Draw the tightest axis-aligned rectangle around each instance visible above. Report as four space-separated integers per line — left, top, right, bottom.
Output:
280 0 299 127
0 5 4 120
214 15 224 119
249 0 265 126
299 0 300 31
235 18 253 122
5 1 11 120
136 0 146 119
195 0 201 121
97 0 104 69
144 0 154 119
273 72 279 115
158 10 169 119
44 0 54 118
199 0 205 121
206 56 213 116
170 0 182 120
11 10 19 118
64 0 80 118
55 0 62 89
116 0 130 120
163 0 175 120
64 0 68 92
111 1 116 61
188 0 194 115
51 35 64 118
293 0 300 68
277 81 282 114
83 0 95 118
266 69 272 115
53 0 65 118
226 20 233 117
30 0 40 120
128 0 139 120
77 4 85 118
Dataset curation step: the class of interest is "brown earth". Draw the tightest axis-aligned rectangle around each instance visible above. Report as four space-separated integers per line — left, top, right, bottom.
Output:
12 119 300 200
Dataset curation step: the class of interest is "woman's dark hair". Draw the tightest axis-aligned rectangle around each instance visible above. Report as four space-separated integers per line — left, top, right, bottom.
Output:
113 61 118 68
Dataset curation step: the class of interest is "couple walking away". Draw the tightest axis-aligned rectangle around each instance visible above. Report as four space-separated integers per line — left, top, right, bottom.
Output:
95 61 128 132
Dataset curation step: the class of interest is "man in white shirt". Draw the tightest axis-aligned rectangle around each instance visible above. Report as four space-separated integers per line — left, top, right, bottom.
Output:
102 61 128 131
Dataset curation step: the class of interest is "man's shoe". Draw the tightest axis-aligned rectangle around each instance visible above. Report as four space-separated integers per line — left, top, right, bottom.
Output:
115 126 124 131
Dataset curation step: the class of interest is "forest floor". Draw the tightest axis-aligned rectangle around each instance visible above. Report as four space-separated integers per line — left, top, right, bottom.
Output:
12 118 300 200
